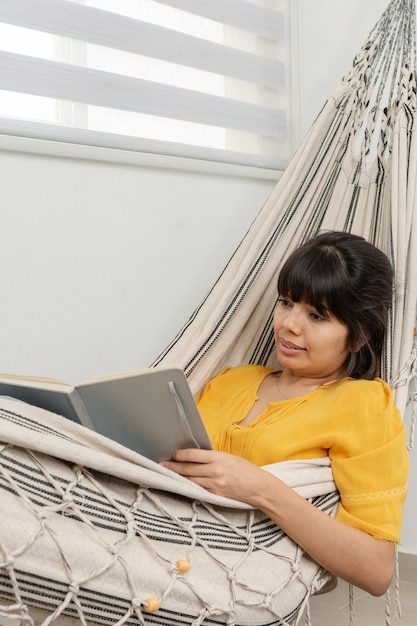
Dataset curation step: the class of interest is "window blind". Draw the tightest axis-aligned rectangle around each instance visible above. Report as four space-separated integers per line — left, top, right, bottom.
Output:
0 0 290 170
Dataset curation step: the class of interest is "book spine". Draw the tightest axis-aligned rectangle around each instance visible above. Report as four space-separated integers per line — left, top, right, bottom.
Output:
69 392 97 431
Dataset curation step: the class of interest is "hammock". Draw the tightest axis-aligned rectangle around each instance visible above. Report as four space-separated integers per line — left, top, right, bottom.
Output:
0 400 338 626
0 1 416 625
153 0 417 427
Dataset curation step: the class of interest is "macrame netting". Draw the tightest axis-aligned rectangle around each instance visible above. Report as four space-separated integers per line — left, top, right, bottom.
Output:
0 1 416 625
0 400 338 626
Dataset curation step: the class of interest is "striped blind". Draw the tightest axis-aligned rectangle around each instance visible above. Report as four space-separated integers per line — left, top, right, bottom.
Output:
0 0 289 170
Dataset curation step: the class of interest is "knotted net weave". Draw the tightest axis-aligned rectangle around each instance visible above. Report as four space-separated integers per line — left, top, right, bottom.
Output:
0 399 338 626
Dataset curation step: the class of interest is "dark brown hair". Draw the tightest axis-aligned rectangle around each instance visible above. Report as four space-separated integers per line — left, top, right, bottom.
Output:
277 231 394 379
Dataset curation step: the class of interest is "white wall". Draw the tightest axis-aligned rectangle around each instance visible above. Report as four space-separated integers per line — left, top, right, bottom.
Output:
297 0 388 133
0 148 273 381
0 0 415 553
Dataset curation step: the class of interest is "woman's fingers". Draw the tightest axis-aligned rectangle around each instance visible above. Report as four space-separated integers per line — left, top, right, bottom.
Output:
161 449 265 502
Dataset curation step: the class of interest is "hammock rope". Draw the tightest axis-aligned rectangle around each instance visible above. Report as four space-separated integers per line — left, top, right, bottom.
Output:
0 401 338 626
0 1 416 624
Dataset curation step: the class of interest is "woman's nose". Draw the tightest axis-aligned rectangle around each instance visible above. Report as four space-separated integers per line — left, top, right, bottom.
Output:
281 308 301 332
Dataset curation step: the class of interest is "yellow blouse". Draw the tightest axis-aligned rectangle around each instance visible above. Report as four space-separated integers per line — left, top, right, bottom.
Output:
197 365 409 543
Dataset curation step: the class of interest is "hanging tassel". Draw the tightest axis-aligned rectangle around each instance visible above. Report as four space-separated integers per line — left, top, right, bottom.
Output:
349 584 355 626
390 328 417 389
390 329 417 450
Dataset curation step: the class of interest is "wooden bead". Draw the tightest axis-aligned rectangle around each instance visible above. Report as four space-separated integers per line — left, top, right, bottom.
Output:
176 559 190 573
143 597 160 612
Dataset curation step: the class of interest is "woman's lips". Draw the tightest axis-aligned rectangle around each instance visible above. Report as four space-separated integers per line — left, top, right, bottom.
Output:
279 337 305 352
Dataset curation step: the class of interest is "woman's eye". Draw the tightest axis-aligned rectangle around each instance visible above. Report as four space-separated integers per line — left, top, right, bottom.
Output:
309 311 325 321
277 297 291 307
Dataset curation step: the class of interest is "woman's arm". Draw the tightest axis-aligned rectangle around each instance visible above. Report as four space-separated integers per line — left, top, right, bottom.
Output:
162 448 395 596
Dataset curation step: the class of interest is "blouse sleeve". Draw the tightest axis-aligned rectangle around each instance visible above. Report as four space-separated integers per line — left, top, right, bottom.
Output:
330 379 409 542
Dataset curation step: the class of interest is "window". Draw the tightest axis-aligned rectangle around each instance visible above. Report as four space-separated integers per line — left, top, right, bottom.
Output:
0 0 292 170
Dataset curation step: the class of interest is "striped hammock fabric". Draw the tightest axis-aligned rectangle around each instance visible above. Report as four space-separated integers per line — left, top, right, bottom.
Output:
0 398 338 626
0 1 416 625
154 0 417 444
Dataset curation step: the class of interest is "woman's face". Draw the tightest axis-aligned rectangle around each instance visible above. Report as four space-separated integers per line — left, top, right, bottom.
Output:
273 296 350 382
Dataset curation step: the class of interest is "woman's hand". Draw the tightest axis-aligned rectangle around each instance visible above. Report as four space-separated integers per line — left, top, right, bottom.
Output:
161 448 266 503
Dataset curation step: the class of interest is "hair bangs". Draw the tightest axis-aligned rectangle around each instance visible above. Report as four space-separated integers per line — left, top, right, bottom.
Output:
278 249 351 319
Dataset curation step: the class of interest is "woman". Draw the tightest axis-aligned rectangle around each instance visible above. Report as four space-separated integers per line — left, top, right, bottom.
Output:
162 231 409 597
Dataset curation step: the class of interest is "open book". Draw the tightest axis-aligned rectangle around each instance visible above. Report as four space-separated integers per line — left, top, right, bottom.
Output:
0 367 212 461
